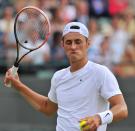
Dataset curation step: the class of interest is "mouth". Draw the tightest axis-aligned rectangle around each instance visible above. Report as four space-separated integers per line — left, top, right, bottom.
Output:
70 51 78 54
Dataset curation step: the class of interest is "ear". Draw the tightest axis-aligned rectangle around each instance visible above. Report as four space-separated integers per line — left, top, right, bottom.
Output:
87 38 91 48
60 40 64 48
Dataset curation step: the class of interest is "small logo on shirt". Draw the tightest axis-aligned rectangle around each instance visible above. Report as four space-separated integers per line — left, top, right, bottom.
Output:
80 79 83 82
104 113 110 118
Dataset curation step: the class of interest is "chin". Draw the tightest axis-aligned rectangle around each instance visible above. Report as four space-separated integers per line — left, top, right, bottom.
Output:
67 54 83 63
70 57 81 63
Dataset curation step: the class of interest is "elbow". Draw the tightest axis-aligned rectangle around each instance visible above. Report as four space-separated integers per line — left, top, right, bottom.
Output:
123 107 128 119
121 105 128 120
39 108 54 117
44 112 54 117
38 106 54 117
37 99 57 117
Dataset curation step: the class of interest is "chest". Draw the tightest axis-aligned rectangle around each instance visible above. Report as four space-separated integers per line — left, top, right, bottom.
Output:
56 73 100 108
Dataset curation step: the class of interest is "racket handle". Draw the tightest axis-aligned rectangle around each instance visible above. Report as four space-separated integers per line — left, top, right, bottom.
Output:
6 66 18 88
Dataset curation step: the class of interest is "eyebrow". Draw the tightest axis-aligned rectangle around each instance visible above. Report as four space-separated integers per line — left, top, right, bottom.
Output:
62 36 88 42
65 38 82 42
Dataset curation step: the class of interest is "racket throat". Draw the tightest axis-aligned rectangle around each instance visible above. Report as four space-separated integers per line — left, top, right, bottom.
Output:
14 61 19 67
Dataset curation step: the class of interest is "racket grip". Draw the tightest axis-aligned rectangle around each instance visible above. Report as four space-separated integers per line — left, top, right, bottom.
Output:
6 66 18 88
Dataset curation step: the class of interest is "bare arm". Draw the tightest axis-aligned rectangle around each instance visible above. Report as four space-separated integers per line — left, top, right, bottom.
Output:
79 94 128 131
4 69 58 116
109 94 128 122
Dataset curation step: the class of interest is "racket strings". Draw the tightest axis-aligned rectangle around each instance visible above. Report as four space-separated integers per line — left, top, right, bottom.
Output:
15 8 50 50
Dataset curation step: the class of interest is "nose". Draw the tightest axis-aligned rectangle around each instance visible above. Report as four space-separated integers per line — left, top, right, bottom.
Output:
71 42 77 49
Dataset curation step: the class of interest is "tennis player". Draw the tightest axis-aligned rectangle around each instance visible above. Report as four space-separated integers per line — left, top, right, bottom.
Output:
4 22 128 131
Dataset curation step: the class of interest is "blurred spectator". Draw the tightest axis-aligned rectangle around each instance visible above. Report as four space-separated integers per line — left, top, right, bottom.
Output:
113 63 135 78
95 36 112 68
50 31 66 62
50 7 65 33
0 6 16 65
14 0 27 14
87 18 104 62
113 35 135 77
74 0 89 25
108 0 128 16
121 7 135 38
58 0 76 23
0 31 6 64
0 0 13 18
0 6 14 33
109 14 129 64
98 16 113 36
36 0 57 10
129 0 135 12
88 0 109 17
122 35 135 64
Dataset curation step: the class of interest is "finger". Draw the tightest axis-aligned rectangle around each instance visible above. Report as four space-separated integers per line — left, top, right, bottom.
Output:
79 117 92 129
79 117 90 122
4 71 10 84
5 70 10 77
9 68 19 79
4 70 16 86
4 75 13 85
87 117 93 124
7 68 12 74
86 119 98 131
4 76 10 86
83 124 96 131
83 124 90 131
14 73 19 80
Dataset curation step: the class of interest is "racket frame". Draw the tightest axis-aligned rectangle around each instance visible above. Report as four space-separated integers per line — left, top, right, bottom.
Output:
13 6 51 67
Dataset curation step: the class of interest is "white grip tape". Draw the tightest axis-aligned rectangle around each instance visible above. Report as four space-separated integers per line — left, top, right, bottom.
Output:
98 110 113 125
11 66 18 76
6 66 18 88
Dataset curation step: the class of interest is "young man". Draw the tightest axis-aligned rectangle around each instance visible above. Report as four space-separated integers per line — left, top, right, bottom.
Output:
4 22 128 131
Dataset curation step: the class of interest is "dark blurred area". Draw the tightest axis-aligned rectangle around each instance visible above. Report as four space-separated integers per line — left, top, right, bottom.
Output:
0 0 135 131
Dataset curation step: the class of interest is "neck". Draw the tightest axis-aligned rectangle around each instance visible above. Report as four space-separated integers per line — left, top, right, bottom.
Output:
70 58 88 72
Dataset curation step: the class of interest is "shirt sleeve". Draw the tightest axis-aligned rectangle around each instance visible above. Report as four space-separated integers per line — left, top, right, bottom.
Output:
100 67 122 100
48 73 57 103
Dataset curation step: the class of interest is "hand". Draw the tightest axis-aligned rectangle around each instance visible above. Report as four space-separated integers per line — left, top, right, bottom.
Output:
79 115 101 131
4 68 21 89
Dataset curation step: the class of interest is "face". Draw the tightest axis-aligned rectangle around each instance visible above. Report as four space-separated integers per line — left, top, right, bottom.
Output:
62 32 89 63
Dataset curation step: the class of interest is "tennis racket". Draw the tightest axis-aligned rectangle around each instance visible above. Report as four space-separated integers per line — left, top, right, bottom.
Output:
6 6 51 87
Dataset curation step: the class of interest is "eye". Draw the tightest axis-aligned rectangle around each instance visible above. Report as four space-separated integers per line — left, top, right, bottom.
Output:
75 39 82 45
65 40 72 45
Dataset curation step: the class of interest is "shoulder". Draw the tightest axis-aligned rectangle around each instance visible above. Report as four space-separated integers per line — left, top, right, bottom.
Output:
89 61 110 73
88 61 115 81
52 67 69 81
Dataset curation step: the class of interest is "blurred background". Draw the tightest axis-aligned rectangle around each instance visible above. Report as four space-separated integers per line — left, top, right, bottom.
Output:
0 0 135 131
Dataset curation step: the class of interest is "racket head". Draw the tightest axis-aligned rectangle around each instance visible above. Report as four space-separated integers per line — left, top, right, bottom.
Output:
14 6 51 50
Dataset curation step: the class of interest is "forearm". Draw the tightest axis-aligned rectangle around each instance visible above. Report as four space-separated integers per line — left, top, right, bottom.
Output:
4 69 57 116
108 94 128 122
110 103 128 122
98 95 128 126
14 81 49 113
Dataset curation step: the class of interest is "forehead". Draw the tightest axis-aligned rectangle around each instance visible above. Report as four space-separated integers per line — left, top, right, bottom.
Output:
64 32 86 41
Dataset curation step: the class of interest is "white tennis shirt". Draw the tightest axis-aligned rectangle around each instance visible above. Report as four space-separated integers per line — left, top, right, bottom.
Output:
48 61 122 131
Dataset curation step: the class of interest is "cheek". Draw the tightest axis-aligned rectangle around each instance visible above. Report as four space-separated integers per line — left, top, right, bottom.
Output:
80 45 88 52
62 47 70 55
